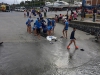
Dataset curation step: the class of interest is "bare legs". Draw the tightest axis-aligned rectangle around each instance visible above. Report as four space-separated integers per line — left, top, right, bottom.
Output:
62 30 67 39
67 40 78 49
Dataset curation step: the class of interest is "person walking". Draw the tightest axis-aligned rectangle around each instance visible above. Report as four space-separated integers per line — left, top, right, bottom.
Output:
67 28 78 49
62 20 69 39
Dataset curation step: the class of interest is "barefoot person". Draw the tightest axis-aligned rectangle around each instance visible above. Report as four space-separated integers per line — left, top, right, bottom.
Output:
36 19 42 39
67 28 78 49
62 20 69 39
52 18 56 34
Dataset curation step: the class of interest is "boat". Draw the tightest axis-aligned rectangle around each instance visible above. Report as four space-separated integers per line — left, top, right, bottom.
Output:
45 0 69 8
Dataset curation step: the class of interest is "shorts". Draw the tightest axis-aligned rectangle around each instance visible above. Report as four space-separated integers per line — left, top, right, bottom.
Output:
27 24 31 26
36 28 41 34
70 39 75 40
63 28 68 31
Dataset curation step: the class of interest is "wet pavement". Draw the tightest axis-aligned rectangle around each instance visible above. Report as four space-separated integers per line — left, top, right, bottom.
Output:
0 12 100 75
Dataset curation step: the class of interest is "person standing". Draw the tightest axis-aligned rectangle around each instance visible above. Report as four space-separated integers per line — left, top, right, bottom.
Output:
36 20 42 39
81 8 85 21
43 8 47 17
27 10 29 17
26 16 33 34
66 8 69 15
62 20 69 39
93 7 97 22
24 10 26 17
47 22 52 36
52 18 56 34
67 28 78 49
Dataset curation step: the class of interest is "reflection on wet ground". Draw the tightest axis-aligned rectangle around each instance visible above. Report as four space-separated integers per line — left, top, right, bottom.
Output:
0 38 100 75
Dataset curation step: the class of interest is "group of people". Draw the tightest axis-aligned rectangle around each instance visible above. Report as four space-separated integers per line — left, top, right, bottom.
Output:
26 15 56 39
55 12 78 23
24 8 42 18
25 8 78 49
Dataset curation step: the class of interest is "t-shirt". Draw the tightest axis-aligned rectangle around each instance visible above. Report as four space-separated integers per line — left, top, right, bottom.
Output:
52 20 55 26
26 18 31 25
41 20 46 28
47 19 51 26
35 19 38 25
70 31 75 39
36 21 41 29
65 21 69 30
39 14 42 18
47 25 52 30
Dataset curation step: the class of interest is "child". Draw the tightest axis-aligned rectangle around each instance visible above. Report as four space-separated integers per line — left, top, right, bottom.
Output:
29 10 32 18
27 10 29 17
26 16 33 34
52 18 56 34
67 28 78 49
62 20 69 39
33 23 36 35
73 12 77 20
36 20 42 39
47 22 52 36
24 10 26 17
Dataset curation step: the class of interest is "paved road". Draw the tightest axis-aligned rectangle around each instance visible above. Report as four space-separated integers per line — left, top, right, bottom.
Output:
0 12 100 75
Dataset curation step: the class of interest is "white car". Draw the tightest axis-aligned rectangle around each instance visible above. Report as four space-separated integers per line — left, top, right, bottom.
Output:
19 7 26 12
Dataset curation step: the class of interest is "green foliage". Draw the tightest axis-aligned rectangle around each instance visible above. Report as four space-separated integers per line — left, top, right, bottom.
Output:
20 0 45 7
20 1 25 6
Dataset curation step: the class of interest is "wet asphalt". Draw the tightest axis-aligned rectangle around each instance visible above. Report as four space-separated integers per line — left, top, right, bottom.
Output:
0 11 100 75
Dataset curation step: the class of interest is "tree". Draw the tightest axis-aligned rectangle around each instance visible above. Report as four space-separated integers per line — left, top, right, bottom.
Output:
20 1 25 6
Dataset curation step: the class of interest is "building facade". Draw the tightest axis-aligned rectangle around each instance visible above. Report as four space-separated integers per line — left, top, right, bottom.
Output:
86 0 100 5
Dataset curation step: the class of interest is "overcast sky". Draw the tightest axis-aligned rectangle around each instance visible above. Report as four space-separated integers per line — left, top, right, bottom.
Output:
0 0 31 4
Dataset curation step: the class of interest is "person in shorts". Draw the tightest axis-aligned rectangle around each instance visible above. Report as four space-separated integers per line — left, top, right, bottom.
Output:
24 10 26 17
67 28 78 49
36 20 42 39
47 22 52 36
33 23 36 35
62 20 69 39
52 18 56 34
26 16 33 34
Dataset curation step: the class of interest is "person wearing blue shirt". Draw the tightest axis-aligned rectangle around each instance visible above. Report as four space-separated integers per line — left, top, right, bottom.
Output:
47 22 52 36
47 18 51 26
32 9 36 16
67 28 78 49
41 18 46 28
26 16 32 34
62 20 69 39
36 20 42 39
52 19 56 34
39 13 42 20
33 23 37 35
